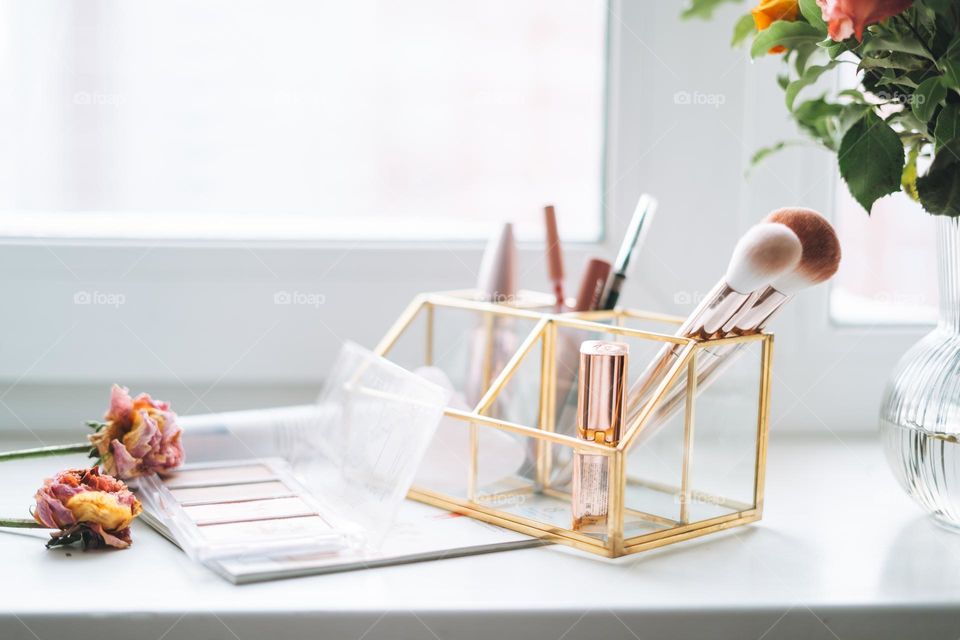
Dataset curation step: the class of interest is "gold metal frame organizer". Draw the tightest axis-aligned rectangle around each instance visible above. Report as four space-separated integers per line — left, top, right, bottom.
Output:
374 290 772 558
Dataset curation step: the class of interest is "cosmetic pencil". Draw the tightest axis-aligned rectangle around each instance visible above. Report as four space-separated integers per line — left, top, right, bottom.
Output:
573 258 613 312
544 205 565 311
602 194 657 310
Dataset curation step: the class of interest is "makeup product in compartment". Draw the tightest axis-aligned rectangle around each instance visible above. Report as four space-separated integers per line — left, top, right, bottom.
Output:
572 340 628 533
543 205 566 311
602 194 657 310
465 222 520 408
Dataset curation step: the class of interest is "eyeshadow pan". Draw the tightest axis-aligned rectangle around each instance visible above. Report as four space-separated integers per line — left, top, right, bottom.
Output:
161 464 276 488
185 496 316 525
199 515 334 544
169 481 293 506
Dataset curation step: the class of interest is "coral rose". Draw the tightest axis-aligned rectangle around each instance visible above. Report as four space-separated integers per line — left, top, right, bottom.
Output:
816 0 912 41
88 384 184 478
33 467 142 549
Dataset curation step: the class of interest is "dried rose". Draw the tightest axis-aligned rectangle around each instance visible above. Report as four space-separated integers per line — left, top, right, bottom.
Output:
33 467 142 549
88 384 184 479
816 0 912 41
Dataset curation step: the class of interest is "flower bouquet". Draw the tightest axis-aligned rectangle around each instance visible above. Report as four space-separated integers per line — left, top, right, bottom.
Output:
685 0 960 215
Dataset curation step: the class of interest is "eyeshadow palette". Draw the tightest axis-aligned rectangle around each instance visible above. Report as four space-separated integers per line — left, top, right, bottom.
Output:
136 459 361 561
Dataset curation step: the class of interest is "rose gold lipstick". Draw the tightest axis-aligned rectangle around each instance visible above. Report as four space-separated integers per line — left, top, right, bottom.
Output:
572 340 628 533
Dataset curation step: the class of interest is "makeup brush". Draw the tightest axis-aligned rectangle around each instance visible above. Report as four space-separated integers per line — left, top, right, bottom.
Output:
625 222 802 416
645 208 841 435
678 222 802 338
721 207 841 334
544 205 566 311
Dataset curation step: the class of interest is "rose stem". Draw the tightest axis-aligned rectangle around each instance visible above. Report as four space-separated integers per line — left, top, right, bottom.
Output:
0 443 90 463
0 518 44 528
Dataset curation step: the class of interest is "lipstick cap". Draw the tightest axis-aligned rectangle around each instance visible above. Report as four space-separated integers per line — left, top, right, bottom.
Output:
577 341 629 445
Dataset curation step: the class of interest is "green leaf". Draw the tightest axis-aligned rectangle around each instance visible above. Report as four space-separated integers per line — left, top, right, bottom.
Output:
838 111 906 213
799 0 827 33
939 36 960 91
747 140 803 171
681 0 743 20
912 76 946 124
934 104 960 149
793 42 820 75
731 13 756 47
918 140 960 216
819 38 847 59
920 0 953 14
750 21 823 58
902 143 921 201
785 60 839 109
858 52 928 72
860 34 936 61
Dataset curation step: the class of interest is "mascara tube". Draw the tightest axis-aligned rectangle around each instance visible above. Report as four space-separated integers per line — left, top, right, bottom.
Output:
572 340 628 533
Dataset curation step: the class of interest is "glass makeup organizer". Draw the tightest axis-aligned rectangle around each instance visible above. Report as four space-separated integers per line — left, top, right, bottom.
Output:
375 290 773 558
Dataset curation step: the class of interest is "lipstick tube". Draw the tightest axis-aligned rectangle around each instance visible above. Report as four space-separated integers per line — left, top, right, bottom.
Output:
572 340 628 533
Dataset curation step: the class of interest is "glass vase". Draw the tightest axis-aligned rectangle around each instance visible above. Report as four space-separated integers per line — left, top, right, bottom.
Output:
880 216 960 531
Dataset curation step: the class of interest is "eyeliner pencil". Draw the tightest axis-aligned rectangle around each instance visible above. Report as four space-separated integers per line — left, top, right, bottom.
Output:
602 194 657 310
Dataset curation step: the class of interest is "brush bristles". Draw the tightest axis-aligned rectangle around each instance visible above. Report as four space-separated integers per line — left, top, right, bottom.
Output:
724 223 802 293
766 207 841 292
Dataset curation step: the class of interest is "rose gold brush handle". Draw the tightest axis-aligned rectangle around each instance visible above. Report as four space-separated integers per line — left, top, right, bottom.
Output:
634 297 791 439
624 280 747 419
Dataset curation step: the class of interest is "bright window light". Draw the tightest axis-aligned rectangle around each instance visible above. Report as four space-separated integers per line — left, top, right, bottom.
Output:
0 1 607 241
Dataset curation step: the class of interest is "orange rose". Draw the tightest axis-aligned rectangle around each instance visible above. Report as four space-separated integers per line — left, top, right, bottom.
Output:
752 0 800 54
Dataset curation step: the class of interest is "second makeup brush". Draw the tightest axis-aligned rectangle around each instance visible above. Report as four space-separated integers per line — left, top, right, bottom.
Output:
625 222 802 418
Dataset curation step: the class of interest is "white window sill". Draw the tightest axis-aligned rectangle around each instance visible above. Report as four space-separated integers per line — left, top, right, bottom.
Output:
0 433 948 639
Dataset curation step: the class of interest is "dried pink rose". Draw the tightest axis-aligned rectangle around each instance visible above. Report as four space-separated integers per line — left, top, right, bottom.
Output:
33 467 142 549
816 0 912 41
88 384 184 479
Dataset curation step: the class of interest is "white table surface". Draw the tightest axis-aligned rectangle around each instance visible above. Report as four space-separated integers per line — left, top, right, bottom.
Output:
1 434 958 640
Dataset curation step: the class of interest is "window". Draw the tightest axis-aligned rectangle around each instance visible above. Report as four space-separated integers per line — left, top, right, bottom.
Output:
0 1 607 241
830 186 938 326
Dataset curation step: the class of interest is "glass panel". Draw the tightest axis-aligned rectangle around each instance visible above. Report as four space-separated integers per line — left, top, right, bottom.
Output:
684 339 763 521
379 301 541 408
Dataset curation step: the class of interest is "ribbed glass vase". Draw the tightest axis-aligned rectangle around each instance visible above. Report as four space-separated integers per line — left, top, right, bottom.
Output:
881 216 960 530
